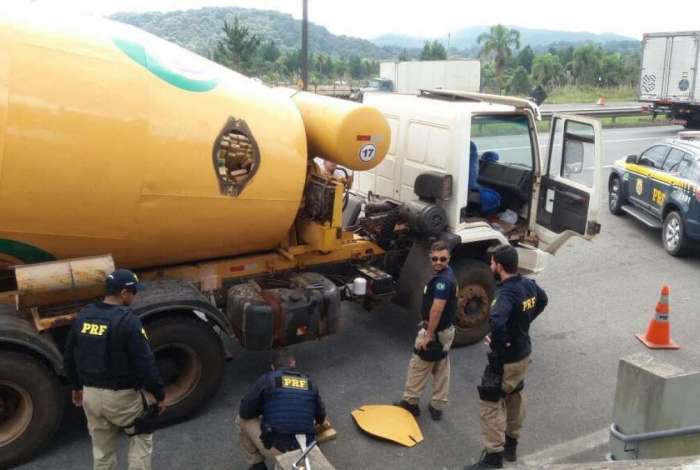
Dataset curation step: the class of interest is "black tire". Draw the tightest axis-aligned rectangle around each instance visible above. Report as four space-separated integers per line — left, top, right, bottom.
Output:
451 259 496 347
146 316 225 426
662 211 691 257
0 351 64 468
608 176 625 215
683 119 700 130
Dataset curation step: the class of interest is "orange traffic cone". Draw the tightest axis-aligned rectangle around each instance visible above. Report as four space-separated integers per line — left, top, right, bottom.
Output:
635 285 680 349
597 96 606 106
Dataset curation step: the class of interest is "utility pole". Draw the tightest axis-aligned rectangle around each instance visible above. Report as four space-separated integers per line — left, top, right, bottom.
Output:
301 0 308 90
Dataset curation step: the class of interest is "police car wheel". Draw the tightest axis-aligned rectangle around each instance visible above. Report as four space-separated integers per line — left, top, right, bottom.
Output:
608 176 625 215
0 351 64 468
451 260 496 347
662 211 690 256
146 316 224 426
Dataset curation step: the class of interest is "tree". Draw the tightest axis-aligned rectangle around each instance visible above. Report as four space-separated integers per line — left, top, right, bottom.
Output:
480 62 498 93
398 49 410 62
507 66 531 96
420 40 447 61
517 46 535 73
281 48 301 79
213 16 261 76
258 40 280 63
532 53 565 88
571 44 603 86
600 53 625 86
478 25 521 93
349 55 364 79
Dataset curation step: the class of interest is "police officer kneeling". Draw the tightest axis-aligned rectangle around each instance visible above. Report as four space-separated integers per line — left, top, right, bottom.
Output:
64 269 165 470
465 245 548 470
238 350 328 470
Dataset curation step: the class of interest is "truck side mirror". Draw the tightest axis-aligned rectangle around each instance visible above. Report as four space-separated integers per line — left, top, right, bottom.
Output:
625 154 638 164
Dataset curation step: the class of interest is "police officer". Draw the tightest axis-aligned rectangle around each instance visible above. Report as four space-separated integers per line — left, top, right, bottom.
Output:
465 245 548 469
238 350 328 470
64 269 165 470
395 240 458 421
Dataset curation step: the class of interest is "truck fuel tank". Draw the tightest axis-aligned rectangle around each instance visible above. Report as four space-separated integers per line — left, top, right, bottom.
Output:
226 272 340 351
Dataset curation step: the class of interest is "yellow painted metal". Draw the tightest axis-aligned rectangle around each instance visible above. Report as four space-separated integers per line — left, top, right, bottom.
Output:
15 255 114 308
351 405 424 447
139 237 384 288
0 10 308 269
290 91 391 171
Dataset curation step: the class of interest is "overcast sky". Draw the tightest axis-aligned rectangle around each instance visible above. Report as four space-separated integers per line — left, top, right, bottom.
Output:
10 0 700 40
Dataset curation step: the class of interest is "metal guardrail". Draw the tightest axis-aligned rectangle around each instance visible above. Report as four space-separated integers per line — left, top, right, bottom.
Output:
609 422 700 457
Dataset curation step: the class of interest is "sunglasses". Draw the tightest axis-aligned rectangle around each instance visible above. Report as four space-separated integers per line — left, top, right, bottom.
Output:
431 256 448 262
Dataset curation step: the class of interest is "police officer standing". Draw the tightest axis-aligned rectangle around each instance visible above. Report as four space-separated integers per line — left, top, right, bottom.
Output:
238 350 328 470
395 240 458 421
64 269 165 470
465 245 547 469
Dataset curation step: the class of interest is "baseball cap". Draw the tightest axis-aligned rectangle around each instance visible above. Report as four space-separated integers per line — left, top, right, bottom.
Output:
105 269 143 294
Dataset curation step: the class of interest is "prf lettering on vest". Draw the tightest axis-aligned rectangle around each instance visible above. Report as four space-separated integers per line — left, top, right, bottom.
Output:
80 322 108 336
522 297 536 311
281 376 309 390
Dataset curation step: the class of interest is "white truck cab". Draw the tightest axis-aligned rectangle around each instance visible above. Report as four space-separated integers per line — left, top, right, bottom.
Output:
356 89 604 272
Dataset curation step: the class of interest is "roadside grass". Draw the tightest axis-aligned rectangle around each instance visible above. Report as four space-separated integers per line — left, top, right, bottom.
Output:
535 114 672 132
546 86 637 104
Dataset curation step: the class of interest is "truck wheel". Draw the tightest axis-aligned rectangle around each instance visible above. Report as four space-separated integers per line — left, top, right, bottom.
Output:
608 176 625 215
452 260 496 347
0 351 64 468
683 119 700 130
662 211 691 257
146 316 225 426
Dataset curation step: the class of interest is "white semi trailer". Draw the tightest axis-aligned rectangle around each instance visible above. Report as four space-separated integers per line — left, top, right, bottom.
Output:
640 31 700 129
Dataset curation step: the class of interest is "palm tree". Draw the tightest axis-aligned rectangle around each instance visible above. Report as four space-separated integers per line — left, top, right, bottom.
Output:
478 25 521 93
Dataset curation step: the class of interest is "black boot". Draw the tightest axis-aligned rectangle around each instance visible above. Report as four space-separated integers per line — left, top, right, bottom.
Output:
428 404 443 421
248 463 268 470
504 435 518 462
464 450 503 469
394 400 420 417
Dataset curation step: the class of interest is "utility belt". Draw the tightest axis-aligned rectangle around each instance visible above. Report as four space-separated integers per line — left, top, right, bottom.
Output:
413 322 454 362
124 391 160 436
477 352 525 402
82 378 139 392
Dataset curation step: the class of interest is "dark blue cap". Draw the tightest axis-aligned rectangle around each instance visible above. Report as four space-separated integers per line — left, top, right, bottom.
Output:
105 269 143 293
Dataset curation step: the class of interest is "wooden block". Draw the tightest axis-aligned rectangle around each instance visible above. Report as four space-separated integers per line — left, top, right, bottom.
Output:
316 427 337 443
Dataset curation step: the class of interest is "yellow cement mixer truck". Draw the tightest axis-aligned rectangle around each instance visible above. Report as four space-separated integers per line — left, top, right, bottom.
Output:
0 9 604 466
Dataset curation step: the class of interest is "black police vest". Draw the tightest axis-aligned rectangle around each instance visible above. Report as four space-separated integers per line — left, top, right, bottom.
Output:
497 276 540 363
420 267 457 331
262 370 316 435
74 303 134 388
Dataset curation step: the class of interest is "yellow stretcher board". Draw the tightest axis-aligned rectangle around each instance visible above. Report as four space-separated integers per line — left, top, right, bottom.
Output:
351 405 423 447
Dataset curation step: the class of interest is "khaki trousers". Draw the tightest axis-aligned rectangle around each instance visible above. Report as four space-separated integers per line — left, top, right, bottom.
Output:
83 387 153 470
479 355 532 453
236 416 283 465
401 326 455 410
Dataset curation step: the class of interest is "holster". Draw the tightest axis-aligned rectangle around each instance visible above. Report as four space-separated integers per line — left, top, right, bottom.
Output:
260 424 274 449
124 392 159 436
477 352 504 402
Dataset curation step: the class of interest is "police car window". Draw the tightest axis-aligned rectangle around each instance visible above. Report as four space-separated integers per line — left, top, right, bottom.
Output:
639 146 670 169
683 160 700 183
663 148 686 173
471 115 534 169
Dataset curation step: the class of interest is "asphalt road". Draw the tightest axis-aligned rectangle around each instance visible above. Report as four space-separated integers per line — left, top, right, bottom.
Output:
16 125 700 470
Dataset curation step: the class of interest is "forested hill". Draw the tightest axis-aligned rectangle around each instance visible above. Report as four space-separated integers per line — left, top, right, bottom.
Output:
111 7 395 59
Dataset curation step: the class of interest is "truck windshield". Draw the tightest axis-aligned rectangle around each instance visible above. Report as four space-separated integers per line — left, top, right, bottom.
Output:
470 115 534 169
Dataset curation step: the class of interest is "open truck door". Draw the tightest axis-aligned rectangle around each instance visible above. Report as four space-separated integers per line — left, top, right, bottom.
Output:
534 114 603 253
